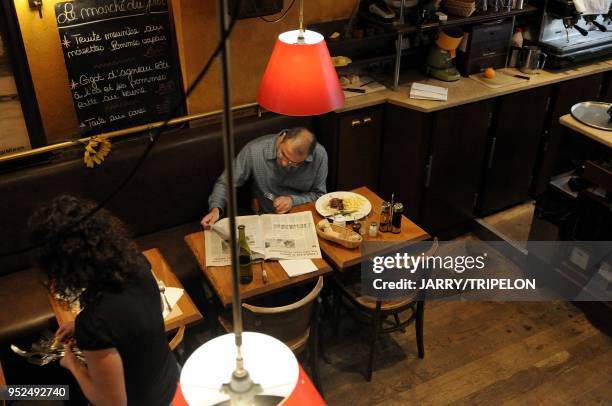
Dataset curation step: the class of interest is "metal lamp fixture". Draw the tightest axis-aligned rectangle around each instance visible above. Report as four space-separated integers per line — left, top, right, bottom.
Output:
181 0 341 403
180 0 300 404
256 0 344 116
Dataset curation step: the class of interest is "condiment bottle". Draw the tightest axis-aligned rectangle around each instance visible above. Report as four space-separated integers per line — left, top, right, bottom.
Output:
391 203 403 234
238 225 253 284
369 222 378 237
379 201 392 232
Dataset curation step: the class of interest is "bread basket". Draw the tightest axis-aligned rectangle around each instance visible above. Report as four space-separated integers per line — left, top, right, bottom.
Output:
316 219 363 249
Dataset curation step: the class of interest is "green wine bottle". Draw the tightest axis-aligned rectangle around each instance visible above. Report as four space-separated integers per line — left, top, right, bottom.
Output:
237 225 253 284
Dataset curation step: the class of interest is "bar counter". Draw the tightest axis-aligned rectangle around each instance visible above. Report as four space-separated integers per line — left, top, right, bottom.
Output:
559 114 612 149
337 59 612 114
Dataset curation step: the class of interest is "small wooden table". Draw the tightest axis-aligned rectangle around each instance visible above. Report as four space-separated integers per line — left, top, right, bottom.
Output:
48 248 203 333
184 232 333 307
292 186 430 271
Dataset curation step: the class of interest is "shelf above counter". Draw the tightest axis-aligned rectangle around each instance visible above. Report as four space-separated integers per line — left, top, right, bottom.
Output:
392 5 539 34
335 48 420 73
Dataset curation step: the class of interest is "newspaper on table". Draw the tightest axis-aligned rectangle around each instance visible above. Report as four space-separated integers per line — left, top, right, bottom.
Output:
204 211 322 267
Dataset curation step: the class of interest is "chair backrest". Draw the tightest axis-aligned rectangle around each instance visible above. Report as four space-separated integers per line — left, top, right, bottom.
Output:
415 238 439 300
423 238 439 266
415 238 439 279
241 277 323 344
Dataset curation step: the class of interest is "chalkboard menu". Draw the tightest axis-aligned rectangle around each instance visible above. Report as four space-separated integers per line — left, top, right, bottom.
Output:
54 0 183 134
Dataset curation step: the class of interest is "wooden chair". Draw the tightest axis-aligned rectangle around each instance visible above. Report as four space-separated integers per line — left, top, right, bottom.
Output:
334 239 439 381
168 325 185 351
218 276 324 390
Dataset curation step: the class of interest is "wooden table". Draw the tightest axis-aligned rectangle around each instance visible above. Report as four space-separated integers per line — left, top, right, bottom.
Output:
292 186 430 271
184 232 333 307
48 248 203 333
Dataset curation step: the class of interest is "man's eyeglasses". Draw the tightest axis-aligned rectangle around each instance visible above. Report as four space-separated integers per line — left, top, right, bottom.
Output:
277 143 305 168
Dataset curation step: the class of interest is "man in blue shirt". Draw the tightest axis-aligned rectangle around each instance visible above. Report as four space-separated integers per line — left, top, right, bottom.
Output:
201 127 328 228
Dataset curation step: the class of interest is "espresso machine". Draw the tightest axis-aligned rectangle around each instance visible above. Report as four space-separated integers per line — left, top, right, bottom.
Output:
537 0 612 68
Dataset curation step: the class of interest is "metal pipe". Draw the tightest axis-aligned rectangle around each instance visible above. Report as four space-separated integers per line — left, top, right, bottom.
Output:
297 0 305 43
299 0 304 31
217 0 246 380
394 33 403 90
0 103 259 164
394 0 407 90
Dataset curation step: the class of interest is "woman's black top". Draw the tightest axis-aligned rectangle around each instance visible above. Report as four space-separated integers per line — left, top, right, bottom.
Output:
75 266 178 405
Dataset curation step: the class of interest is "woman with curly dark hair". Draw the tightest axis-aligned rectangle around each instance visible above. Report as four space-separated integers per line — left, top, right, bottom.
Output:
29 195 178 406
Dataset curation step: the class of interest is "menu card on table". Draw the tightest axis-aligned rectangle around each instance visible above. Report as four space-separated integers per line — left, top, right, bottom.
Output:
279 260 318 277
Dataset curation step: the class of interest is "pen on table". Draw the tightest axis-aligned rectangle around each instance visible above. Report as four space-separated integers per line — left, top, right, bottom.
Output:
360 80 375 87
343 88 366 93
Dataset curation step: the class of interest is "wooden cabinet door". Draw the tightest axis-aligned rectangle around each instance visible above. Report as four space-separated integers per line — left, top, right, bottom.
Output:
378 104 431 221
336 106 383 192
422 100 494 235
479 86 553 216
532 74 605 196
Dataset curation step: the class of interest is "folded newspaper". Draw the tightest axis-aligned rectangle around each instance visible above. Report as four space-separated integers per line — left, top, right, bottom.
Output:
204 212 322 267
409 82 448 101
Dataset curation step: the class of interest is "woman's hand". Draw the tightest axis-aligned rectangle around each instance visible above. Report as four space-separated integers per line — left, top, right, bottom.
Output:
55 321 75 343
60 343 80 372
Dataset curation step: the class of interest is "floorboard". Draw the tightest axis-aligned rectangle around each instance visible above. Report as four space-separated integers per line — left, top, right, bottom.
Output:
320 301 611 405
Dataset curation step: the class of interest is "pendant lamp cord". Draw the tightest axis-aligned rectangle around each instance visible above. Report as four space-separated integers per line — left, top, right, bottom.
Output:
297 0 305 43
299 0 304 31
259 0 296 23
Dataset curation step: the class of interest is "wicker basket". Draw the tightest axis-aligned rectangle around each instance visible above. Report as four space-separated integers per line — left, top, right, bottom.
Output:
316 220 363 249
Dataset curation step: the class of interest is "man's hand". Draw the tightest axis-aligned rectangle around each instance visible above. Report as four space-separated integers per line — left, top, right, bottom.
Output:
273 196 293 214
201 208 221 229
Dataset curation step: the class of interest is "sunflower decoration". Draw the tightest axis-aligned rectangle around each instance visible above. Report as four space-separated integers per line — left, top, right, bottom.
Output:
83 135 112 168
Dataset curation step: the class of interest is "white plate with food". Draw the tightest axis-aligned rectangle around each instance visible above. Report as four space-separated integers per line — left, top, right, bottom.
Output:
315 191 372 222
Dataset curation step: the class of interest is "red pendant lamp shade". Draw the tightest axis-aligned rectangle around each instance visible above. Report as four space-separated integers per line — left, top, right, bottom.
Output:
257 30 345 116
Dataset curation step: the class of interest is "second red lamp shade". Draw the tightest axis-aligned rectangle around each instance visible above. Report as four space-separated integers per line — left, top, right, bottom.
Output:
257 30 345 116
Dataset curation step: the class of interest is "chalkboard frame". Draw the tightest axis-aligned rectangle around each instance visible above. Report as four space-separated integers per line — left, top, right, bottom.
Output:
54 0 187 136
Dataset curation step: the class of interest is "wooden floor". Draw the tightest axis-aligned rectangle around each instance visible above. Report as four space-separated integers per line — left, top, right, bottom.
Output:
319 300 612 405
185 204 610 405
483 201 536 248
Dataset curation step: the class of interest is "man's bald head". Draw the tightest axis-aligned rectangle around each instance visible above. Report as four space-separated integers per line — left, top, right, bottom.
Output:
282 127 316 158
